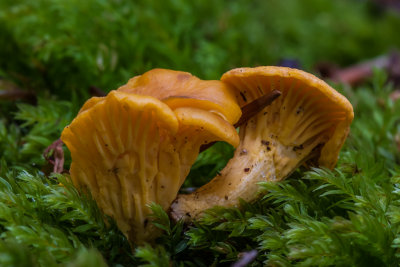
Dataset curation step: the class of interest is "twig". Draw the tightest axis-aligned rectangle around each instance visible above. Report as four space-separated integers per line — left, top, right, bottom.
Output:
234 90 281 127
43 139 67 174
372 0 400 11
317 51 400 86
396 133 400 153
200 90 281 152
231 250 258 267
390 90 400 102
0 79 36 103
89 85 106 97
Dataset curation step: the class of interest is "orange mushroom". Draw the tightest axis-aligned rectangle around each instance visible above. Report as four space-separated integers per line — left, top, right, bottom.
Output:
171 66 354 221
61 69 242 245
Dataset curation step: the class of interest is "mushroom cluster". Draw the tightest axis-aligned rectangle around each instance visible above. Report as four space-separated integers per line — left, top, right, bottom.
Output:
61 66 353 246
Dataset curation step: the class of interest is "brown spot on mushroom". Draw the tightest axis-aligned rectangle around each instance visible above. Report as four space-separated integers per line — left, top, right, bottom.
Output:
108 167 119 174
261 140 270 146
244 168 250 172
177 73 191 81
293 144 304 151
312 143 325 152
296 106 304 114
240 91 247 102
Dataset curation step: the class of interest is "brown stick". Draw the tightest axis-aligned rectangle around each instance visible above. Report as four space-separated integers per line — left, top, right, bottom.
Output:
199 90 281 152
318 51 400 86
43 139 67 174
89 85 106 97
372 0 400 11
234 90 281 128
231 250 258 267
0 79 36 103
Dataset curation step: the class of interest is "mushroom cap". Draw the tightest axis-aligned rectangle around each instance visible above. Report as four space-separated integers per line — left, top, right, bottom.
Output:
118 68 241 148
118 68 242 125
174 107 239 148
221 66 354 168
78 96 104 114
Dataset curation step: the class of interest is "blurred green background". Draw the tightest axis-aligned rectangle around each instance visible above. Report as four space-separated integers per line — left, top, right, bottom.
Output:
1 0 399 102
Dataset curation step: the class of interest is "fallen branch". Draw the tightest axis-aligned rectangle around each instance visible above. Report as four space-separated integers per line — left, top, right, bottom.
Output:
234 90 281 128
0 79 36 103
317 51 400 86
231 250 258 267
200 90 281 152
43 139 67 174
89 85 106 97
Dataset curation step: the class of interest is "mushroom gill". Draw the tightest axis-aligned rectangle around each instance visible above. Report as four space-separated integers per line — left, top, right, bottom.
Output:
170 66 354 221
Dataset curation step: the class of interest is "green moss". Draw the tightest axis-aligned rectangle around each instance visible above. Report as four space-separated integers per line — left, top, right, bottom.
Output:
1 1 400 266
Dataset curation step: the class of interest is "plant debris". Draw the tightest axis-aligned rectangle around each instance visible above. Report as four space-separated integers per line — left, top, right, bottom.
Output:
43 138 65 174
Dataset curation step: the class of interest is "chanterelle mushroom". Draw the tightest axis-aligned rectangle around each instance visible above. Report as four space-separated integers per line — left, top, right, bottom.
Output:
171 66 354 221
61 70 241 245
